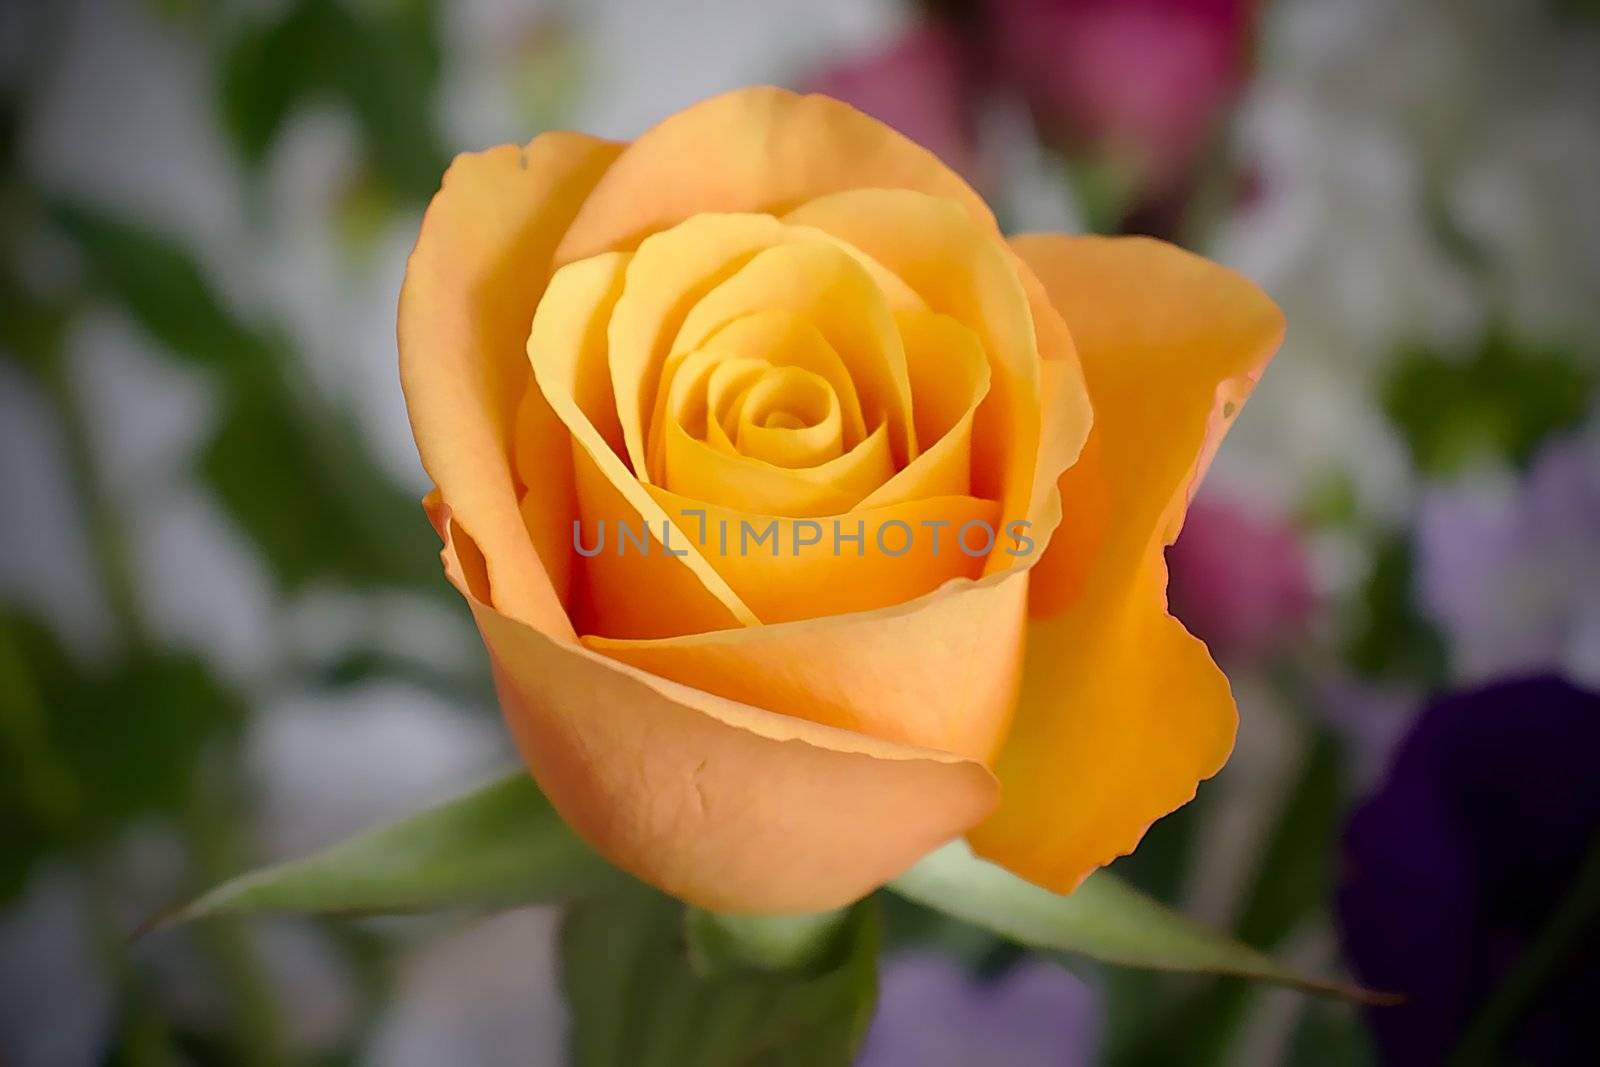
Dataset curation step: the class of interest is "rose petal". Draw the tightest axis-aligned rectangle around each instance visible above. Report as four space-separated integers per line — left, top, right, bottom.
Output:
856 311 991 508
399 133 622 635
968 234 1284 892
785 190 1092 573
434 507 1000 912
528 254 758 638
642 486 1002 625
588 569 1029 764
554 86 995 266
674 239 921 465
670 309 870 453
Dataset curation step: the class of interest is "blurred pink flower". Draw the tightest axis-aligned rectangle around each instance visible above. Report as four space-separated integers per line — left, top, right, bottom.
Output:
988 0 1259 193
1166 496 1314 663
807 22 985 185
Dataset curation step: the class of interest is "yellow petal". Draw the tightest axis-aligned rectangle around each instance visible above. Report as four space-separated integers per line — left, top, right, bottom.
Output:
529 254 758 638
663 420 867 518
1013 250 1094 558
732 365 843 466
675 239 921 466
968 234 1285 892
784 190 1088 573
588 569 1029 764
645 486 1005 625
855 311 990 509
654 329 894 517
554 86 995 265
399 133 622 636
434 506 999 912
609 213 791 478
655 309 870 475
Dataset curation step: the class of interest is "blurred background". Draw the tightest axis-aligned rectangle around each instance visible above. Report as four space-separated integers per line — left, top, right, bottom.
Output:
1 0 1596 1064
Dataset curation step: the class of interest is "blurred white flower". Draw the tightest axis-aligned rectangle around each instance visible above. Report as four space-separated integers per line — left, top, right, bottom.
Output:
1213 0 1599 522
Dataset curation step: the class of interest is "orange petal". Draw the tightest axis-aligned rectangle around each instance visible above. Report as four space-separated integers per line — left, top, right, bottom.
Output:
554 86 995 265
529 254 758 638
855 311 990 509
644 487 1004 625
784 190 1089 573
399 133 622 636
586 569 1028 765
435 508 999 912
1012 250 1093 557
969 234 1285 892
609 213 791 479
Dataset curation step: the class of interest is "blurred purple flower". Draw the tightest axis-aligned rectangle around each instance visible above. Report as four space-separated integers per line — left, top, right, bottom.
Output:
987 0 1260 194
1336 676 1600 1066
807 23 985 185
1166 496 1314 664
859 952 1099 1067
1417 428 1600 687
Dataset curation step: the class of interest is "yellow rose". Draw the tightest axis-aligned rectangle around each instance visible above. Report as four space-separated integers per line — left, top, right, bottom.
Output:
398 87 1282 912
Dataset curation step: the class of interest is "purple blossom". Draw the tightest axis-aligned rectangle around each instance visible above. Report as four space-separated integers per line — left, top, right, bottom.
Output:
1336 676 1600 1065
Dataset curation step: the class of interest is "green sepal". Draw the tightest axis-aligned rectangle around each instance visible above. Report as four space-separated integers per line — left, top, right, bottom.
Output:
890 841 1395 1004
148 772 620 932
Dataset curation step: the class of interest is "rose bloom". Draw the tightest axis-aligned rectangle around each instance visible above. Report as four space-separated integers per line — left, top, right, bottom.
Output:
398 88 1282 912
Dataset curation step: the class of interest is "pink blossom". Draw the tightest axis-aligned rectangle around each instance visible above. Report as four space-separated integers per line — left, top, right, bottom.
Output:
1166 495 1314 663
807 22 985 185
989 0 1259 192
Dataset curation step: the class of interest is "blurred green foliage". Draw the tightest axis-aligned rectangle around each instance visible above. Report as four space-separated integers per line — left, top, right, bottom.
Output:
49 201 444 594
0 611 244 900
1342 532 1450 689
1383 330 1595 478
220 0 448 205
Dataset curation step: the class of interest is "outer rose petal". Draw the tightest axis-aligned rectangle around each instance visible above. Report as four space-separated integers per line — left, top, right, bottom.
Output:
554 86 996 265
969 235 1284 892
428 501 1000 913
399 132 622 636
586 568 1028 764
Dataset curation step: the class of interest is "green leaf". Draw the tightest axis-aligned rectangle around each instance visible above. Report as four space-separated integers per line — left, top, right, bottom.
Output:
563 886 879 1067
153 772 622 930
889 841 1391 1003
